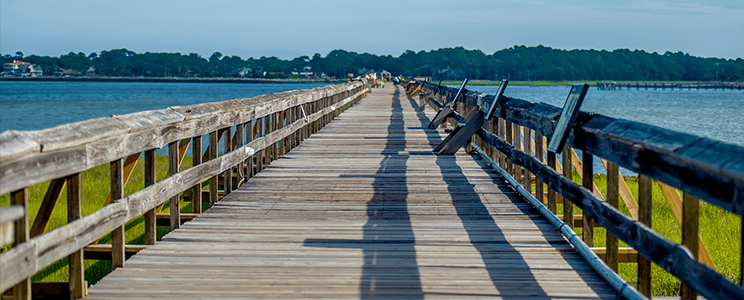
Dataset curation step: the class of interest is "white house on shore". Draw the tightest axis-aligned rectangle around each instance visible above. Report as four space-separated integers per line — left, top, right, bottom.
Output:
3 60 43 77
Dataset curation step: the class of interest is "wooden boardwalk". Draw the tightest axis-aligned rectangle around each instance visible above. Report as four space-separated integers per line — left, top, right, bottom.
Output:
86 85 617 299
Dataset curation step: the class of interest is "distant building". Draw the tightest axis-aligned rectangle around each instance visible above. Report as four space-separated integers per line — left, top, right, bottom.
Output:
380 70 392 81
291 66 314 78
86 66 96 76
237 68 252 77
226 67 252 77
3 60 43 77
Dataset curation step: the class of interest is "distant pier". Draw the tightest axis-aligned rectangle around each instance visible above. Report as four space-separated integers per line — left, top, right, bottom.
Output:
596 81 743 90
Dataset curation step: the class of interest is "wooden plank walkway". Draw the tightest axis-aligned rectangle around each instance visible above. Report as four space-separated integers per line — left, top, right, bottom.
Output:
86 85 617 299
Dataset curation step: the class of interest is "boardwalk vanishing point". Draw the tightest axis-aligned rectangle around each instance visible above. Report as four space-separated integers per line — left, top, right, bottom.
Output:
85 85 616 299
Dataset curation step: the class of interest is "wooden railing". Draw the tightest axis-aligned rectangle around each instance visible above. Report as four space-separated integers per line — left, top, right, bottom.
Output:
0 80 368 298
408 80 744 300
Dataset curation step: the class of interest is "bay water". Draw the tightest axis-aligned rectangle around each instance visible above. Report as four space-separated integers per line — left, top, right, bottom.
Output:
1 82 741 173
457 84 744 173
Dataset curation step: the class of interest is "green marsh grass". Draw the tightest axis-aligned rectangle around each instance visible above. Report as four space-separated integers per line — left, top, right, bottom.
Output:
550 171 742 296
0 156 210 285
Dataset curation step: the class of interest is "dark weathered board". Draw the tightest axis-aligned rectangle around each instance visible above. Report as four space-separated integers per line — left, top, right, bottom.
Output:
86 85 617 299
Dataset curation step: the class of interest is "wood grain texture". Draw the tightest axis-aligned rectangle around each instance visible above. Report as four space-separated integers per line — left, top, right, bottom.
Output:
637 175 652 297
169 141 181 230
67 173 84 299
144 149 157 245
10 188 31 300
681 192 700 300
86 85 616 299
111 159 125 270
605 162 620 271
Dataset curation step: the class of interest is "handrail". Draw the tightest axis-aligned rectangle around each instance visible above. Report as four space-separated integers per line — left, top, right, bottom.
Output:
0 80 369 294
410 80 744 300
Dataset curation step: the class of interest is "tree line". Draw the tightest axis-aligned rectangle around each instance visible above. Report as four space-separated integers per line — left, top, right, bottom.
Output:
3 46 742 81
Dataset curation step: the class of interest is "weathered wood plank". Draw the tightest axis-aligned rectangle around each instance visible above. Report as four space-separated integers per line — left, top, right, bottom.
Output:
67 172 84 300
169 141 181 230
605 162 620 271
637 174 652 297
10 188 31 300
143 149 157 245
681 192 700 300
110 159 125 270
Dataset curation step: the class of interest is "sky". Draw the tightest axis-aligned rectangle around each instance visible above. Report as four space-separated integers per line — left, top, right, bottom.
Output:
1 0 742 60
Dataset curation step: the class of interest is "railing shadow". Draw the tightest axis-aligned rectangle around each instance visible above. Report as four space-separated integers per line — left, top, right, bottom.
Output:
406 93 554 299
358 86 422 299
303 86 423 298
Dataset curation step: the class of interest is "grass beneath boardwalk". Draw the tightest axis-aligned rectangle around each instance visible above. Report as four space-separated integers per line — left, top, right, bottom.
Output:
0 156 212 285
547 172 741 296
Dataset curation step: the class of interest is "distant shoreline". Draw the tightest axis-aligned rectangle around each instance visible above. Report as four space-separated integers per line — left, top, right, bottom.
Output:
0 76 343 84
439 80 741 86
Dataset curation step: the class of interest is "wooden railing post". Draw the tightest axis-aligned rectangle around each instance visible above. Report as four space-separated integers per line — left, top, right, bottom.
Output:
637 174 653 297
67 173 84 299
209 131 219 205
505 121 513 175
535 132 544 205
169 141 180 230
498 119 505 168
236 124 245 183
144 149 157 245
547 150 558 214
562 151 573 228
272 113 278 161
258 118 265 173
223 127 233 195
191 137 202 213
582 151 595 246
681 193 700 300
605 162 620 271
10 188 31 300
111 158 125 270
523 126 532 192
246 121 254 177
513 123 522 181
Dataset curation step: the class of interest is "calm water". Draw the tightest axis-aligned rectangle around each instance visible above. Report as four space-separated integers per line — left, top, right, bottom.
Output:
0 82 330 132
1 82 741 173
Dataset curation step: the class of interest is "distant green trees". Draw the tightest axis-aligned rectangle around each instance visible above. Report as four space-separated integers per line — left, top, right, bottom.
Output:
2 46 742 81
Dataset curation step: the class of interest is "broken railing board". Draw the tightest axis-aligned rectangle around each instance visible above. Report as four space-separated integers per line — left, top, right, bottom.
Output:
476 128 744 300
418 80 744 216
435 109 485 155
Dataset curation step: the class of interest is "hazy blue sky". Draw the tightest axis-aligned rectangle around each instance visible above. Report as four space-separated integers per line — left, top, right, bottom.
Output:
2 0 742 60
